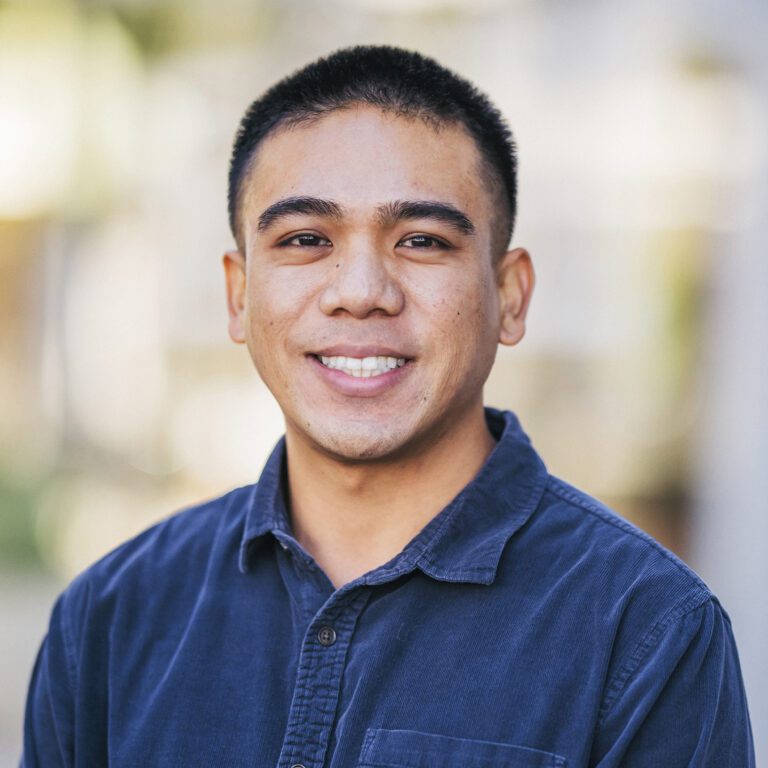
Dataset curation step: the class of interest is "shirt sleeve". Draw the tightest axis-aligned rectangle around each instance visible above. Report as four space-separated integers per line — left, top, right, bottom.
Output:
592 596 755 767
21 595 76 768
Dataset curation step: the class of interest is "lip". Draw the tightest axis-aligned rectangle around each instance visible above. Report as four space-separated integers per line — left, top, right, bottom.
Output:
307 354 412 398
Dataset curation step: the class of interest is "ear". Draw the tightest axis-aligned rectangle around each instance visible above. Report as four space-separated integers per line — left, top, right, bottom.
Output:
496 247 534 346
222 249 247 344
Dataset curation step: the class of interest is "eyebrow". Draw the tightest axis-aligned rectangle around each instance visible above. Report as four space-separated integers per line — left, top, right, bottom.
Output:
256 195 475 236
257 196 343 232
377 199 476 236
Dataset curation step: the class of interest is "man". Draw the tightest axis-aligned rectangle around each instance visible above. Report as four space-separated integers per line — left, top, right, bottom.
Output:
24 46 753 766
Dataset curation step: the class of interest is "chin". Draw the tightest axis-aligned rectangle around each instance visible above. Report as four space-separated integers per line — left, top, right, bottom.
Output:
301 418 417 464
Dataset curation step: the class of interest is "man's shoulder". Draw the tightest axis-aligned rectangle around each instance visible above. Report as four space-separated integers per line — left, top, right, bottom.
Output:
551 475 703 573
506 474 724 704
540 474 709 592
58 483 256 619
514 473 714 623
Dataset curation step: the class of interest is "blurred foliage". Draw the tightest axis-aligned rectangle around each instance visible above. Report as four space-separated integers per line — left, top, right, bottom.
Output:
0 474 42 567
102 0 278 57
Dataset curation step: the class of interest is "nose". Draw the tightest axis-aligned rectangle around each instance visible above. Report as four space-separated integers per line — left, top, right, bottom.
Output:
318 243 405 318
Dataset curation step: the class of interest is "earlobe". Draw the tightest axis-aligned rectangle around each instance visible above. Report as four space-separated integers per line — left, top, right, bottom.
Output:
497 247 534 347
222 249 247 344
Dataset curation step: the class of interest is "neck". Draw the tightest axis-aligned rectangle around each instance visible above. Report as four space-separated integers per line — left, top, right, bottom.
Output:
284 405 496 589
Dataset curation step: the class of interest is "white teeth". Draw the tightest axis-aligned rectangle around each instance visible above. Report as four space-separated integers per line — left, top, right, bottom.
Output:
318 354 407 377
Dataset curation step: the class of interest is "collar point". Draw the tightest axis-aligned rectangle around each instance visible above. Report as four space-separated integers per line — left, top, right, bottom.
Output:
417 560 498 586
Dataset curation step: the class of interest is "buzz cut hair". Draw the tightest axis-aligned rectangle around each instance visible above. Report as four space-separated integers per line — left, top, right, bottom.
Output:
227 45 518 257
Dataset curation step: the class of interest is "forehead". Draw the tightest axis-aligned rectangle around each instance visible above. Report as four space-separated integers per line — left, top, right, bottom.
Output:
239 106 494 231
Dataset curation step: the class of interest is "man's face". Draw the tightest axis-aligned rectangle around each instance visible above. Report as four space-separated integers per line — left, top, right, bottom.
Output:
224 105 531 462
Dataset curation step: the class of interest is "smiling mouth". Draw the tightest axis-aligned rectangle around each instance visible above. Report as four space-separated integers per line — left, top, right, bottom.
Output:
314 354 407 378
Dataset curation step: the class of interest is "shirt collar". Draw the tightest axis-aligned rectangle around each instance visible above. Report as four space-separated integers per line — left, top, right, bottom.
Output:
239 408 549 585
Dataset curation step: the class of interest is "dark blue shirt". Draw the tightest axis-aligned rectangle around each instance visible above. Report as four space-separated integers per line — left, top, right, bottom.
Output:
23 409 754 767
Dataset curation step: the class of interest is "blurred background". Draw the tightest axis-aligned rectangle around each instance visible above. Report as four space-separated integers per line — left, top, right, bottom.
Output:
1 0 766 761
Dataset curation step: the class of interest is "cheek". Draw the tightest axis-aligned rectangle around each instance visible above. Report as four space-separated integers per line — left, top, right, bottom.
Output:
423 270 498 370
244 266 318 364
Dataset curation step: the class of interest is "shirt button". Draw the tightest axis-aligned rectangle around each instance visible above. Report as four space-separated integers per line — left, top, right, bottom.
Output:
289 764 306 768
317 625 337 646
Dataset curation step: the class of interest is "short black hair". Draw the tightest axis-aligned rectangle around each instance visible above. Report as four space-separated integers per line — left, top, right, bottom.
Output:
228 45 517 255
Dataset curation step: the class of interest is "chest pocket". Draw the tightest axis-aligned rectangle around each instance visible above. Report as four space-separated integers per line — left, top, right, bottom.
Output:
358 729 567 768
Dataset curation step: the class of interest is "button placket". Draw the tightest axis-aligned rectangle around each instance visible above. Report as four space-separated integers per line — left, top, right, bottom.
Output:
277 589 371 768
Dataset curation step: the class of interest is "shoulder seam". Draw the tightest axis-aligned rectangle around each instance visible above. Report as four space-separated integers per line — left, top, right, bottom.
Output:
545 477 708 592
597 591 713 725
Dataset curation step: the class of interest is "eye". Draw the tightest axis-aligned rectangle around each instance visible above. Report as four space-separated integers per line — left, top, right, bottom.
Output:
397 234 450 249
278 233 332 248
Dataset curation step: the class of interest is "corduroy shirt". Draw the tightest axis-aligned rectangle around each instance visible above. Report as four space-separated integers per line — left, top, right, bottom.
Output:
23 408 754 767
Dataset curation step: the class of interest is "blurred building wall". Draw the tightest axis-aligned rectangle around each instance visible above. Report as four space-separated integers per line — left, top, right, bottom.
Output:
688 0 768 758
